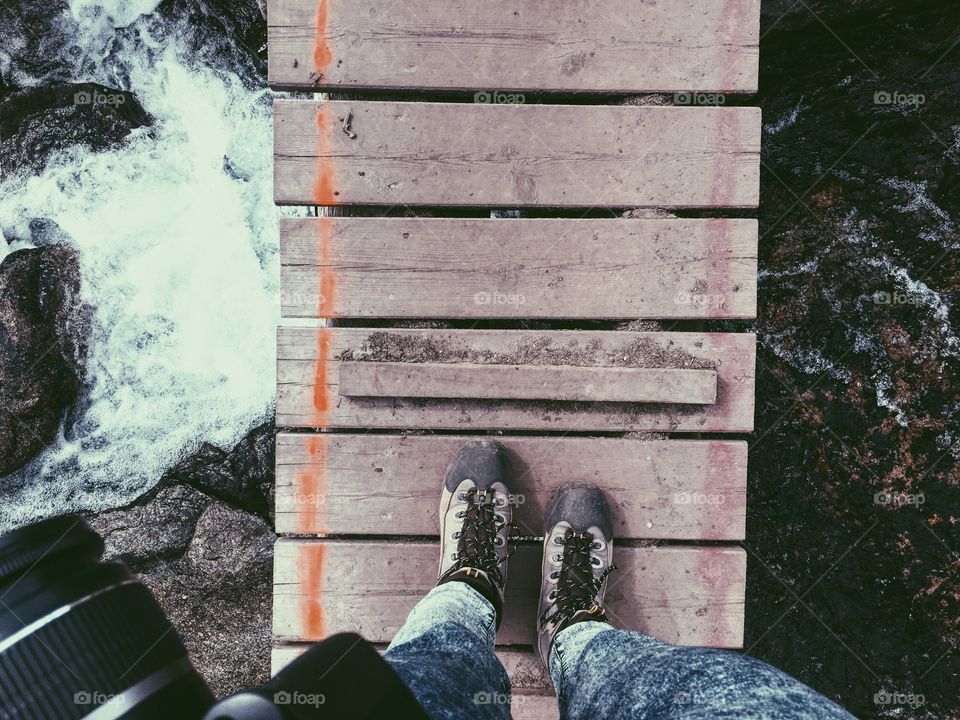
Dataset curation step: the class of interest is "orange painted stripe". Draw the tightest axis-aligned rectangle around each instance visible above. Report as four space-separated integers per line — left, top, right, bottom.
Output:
311 107 337 205
296 215 338 633
301 543 326 638
315 216 337 319
313 0 333 75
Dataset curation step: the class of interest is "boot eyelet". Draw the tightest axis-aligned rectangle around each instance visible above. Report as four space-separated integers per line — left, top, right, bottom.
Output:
591 557 603 567
494 537 504 546
551 553 563 563
451 552 459 561
549 571 559 582
548 590 557 601
553 536 565 545
455 511 466 519
457 491 469 501
452 531 461 540
591 540 606 550
494 497 506 507
495 514 506 525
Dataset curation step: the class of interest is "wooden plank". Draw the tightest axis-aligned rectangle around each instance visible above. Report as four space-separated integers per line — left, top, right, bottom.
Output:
275 434 747 540
280 217 758 320
273 101 761 208
276 328 756 432
267 0 760 94
339 362 718 405
273 644 558 720
273 539 746 648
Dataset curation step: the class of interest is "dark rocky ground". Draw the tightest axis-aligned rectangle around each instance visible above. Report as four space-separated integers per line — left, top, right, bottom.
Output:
0 0 958 716
745 2 960 718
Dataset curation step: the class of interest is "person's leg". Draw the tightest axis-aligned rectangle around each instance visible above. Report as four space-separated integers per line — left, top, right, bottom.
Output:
549 622 856 720
384 582 511 720
383 440 515 720
535 481 856 720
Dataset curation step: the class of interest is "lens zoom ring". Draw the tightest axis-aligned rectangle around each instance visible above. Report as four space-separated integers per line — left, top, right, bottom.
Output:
0 583 189 719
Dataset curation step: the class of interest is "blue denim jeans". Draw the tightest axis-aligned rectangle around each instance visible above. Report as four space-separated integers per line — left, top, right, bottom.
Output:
384 582 857 720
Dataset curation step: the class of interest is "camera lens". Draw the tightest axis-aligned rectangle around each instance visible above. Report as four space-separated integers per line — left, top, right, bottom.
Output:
0 515 214 719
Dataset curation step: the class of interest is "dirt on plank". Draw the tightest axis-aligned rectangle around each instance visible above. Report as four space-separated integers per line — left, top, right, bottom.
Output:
338 331 716 370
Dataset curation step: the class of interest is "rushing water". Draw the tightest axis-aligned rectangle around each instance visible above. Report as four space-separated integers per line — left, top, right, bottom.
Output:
0 1 280 528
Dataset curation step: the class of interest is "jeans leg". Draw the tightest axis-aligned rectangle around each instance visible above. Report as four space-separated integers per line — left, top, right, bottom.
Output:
549 622 857 720
384 582 512 720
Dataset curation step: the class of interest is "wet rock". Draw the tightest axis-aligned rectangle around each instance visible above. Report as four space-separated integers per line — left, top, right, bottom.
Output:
0 245 89 476
86 423 277 697
748 1 960 717
161 421 275 522
0 83 152 177
156 0 267 86
0 1 80 86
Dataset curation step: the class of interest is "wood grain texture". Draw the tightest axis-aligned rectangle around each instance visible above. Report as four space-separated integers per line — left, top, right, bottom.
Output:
275 434 747 540
273 539 746 648
280 217 758 320
267 0 760 93
273 644 558 720
274 101 761 208
339 362 718 404
276 327 757 432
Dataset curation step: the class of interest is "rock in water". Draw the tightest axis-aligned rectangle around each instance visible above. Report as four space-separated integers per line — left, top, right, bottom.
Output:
0 83 152 177
0 0 79 86
156 0 267 86
87 423 278 696
0 246 89 476
161 421 276 522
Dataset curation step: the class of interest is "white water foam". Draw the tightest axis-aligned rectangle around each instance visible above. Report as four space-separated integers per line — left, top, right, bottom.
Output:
0 4 285 529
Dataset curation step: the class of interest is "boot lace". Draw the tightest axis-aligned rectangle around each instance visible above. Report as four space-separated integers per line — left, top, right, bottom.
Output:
540 530 616 628
441 488 511 586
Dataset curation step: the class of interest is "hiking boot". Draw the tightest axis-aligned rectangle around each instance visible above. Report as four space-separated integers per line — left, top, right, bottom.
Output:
437 440 512 627
537 481 616 667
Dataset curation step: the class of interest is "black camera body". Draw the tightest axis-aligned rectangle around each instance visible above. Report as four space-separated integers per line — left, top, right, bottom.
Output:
0 517 426 720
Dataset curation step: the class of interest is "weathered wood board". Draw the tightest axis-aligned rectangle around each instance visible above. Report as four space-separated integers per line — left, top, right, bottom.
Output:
273 644 559 720
339 362 718 404
275 434 747 540
280 217 759 319
273 539 746 647
276 328 757 432
274 101 761 207
267 0 760 94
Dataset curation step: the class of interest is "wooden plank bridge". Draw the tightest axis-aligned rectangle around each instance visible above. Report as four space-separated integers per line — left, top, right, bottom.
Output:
268 2 760 717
